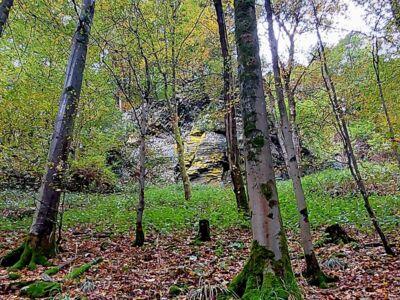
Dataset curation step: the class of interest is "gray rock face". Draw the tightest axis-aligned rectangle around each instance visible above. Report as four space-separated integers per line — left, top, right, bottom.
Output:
123 97 289 185
186 131 228 184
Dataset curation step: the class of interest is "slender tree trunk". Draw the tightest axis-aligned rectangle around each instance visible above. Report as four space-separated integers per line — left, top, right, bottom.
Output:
9 0 95 270
265 0 326 285
313 4 394 256
0 0 13 37
171 6 191 201
390 0 400 30
265 83 289 166
172 111 192 200
134 103 146 247
213 0 248 211
371 37 400 169
228 0 300 298
283 74 302 165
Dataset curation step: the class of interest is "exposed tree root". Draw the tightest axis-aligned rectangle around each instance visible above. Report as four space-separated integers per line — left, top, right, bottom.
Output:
65 257 103 280
11 242 49 271
0 243 25 267
228 242 302 300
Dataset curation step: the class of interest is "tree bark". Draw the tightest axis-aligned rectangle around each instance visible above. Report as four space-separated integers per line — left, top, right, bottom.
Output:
213 0 248 212
265 0 326 285
229 0 300 297
0 0 13 37
12 0 96 269
170 2 192 201
134 102 146 247
390 0 400 31
313 3 394 256
371 37 400 170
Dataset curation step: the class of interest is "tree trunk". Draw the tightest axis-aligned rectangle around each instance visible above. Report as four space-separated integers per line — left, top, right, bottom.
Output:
229 0 300 298
170 6 192 201
283 74 302 166
265 0 326 286
313 4 394 256
171 112 192 200
371 37 400 169
134 103 146 247
213 0 248 212
0 0 13 37
11 0 95 270
390 0 400 31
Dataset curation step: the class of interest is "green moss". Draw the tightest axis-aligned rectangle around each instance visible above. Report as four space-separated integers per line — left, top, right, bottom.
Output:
252 135 265 149
65 257 102 280
260 182 273 201
10 242 49 271
44 266 61 276
8 272 21 280
0 243 25 267
169 285 184 296
228 241 302 300
20 281 61 298
243 116 257 136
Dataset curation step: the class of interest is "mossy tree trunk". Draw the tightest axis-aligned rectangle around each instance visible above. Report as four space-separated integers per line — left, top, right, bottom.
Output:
172 112 192 201
8 0 95 269
213 0 248 212
0 0 13 37
232 0 301 298
313 3 394 256
265 0 326 286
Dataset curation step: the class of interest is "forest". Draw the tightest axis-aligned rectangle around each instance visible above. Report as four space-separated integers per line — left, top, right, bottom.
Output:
0 0 399 299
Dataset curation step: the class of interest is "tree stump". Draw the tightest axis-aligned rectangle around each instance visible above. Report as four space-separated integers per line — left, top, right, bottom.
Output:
197 219 211 241
325 224 356 244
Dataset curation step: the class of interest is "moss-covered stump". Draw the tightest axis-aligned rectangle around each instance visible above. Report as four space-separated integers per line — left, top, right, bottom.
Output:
228 242 302 300
65 257 103 280
325 224 356 244
20 281 61 298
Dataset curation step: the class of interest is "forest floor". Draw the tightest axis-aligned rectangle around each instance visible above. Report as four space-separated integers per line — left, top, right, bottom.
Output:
0 166 399 299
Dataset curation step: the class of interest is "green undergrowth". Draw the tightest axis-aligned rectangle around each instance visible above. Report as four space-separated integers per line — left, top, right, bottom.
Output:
0 166 399 234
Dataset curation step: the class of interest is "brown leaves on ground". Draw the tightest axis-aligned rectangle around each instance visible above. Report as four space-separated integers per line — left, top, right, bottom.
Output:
0 226 399 299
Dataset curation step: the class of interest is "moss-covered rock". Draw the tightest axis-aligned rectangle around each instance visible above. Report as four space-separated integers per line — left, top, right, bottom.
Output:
20 281 61 298
169 284 184 296
44 266 61 276
8 272 21 280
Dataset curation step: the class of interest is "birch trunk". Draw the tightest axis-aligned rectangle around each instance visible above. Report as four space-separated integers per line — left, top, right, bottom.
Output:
265 0 326 285
11 0 95 270
284 75 302 165
371 37 400 170
0 0 13 37
213 0 248 211
228 0 300 297
313 4 394 256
